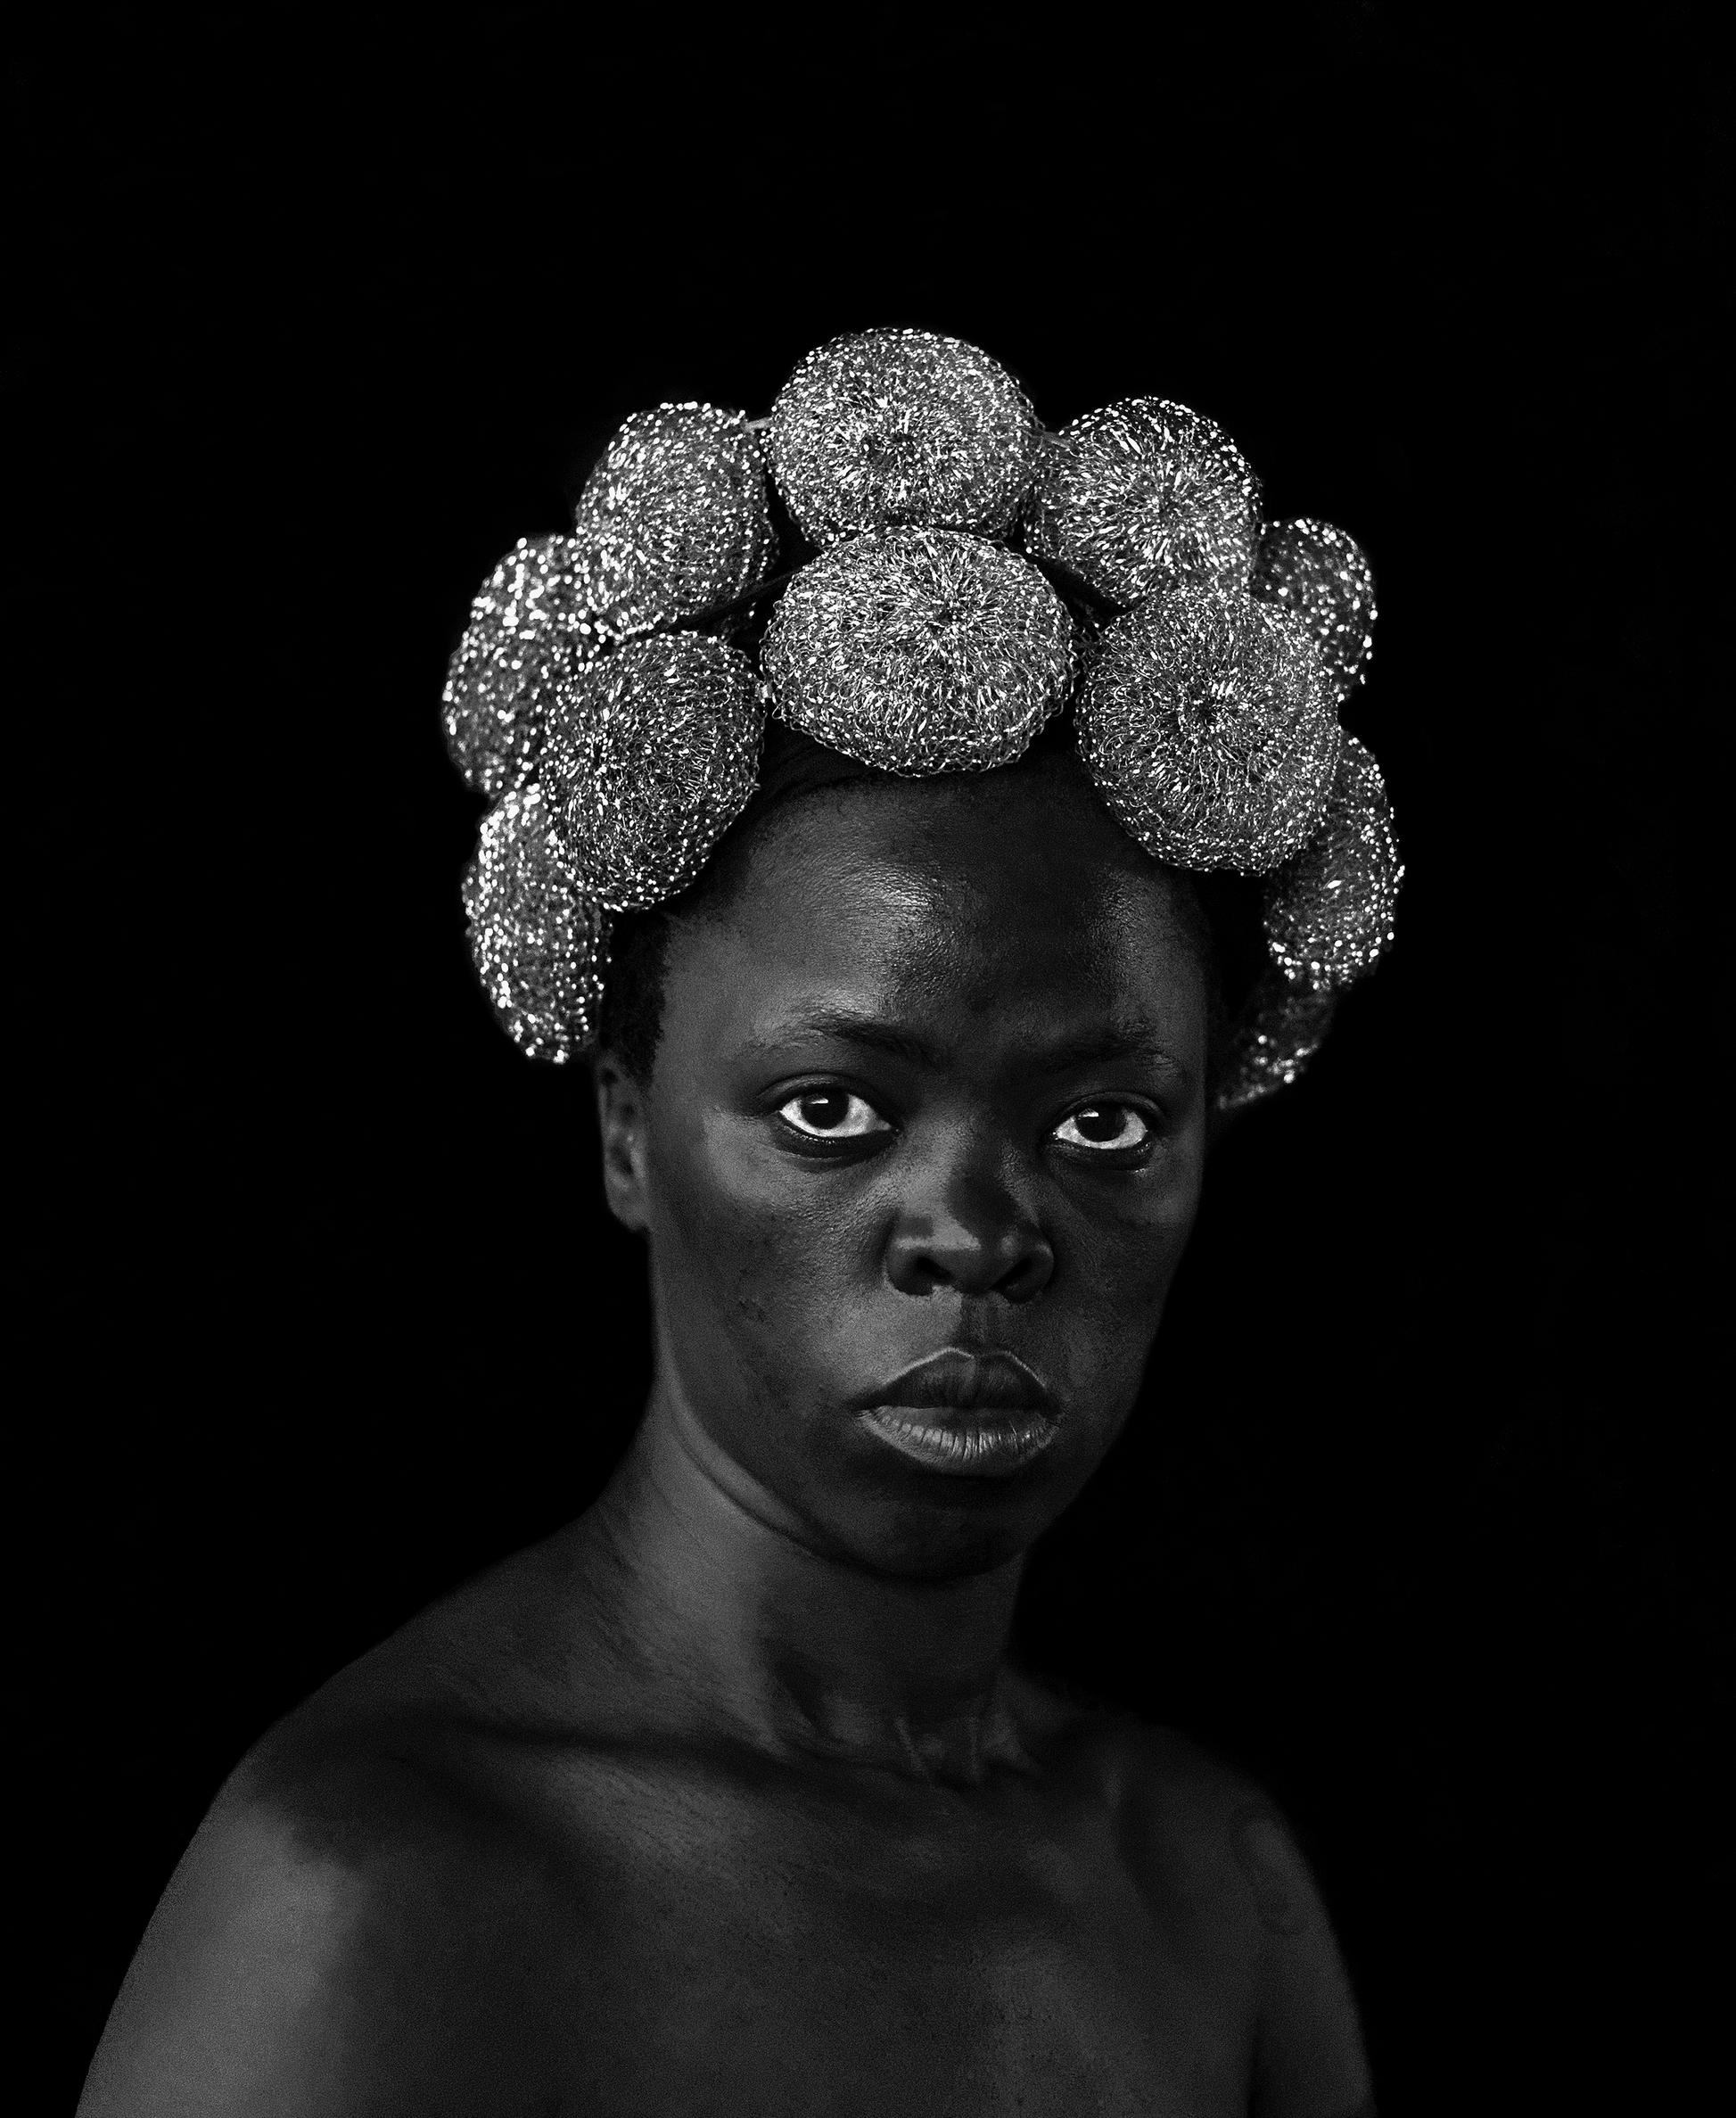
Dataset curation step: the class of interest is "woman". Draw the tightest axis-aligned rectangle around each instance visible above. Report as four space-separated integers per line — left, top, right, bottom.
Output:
81 331 1395 2115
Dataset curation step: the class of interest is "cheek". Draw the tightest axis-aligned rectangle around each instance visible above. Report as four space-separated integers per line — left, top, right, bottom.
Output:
644 1113 876 1389
1049 1169 1202 1375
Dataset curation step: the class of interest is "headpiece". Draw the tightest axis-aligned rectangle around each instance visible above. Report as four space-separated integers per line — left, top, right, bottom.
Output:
446 329 1402 1111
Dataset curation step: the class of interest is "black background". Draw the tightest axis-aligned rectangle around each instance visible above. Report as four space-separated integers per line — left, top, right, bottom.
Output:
12 5 1724 2112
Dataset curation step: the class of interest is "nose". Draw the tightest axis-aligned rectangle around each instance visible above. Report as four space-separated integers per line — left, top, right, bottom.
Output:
884 1130 1055 1304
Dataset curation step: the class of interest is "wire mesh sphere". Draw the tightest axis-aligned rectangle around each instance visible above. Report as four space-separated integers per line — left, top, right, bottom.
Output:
1074 588 1342 872
573 403 777 639
539 632 767 911
1026 397 1262 608
441 536 606 799
767 329 1041 546
462 784 610 1063
1263 735 1402 993
761 525 1076 776
1213 973 1339 1115
1251 517 1377 703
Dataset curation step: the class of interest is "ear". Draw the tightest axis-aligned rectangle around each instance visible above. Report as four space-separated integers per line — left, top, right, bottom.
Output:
592 1052 651 1233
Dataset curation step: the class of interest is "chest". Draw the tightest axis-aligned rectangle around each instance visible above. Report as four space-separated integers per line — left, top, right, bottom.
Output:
472 1768 1257 2118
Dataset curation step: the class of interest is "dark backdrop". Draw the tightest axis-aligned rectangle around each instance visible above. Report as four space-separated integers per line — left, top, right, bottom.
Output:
13 6 1723 2112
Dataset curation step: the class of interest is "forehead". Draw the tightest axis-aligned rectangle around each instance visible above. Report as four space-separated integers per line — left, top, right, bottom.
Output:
662 776 1208 1067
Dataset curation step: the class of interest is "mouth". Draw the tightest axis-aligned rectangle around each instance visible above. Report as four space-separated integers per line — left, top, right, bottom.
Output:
854 1349 1061 1480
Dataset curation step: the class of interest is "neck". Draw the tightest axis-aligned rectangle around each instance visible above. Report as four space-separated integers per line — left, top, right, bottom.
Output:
566 1380 1033 1786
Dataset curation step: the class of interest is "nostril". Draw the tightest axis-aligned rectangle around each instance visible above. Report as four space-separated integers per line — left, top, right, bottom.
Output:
997 1243 1054 1304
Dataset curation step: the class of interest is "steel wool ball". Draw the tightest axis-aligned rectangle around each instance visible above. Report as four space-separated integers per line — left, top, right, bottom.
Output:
1074 587 1342 872
1252 518 1377 703
767 329 1041 545
1212 973 1340 1116
1026 398 1262 607
1262 735 1402 992
574 403 777 639
761 525 1076 776
462 784 610 1063
539 632 767 911
442 536 605 799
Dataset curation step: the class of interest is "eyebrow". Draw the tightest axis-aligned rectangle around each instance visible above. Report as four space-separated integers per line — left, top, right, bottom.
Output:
746 1010 943 1069
1027 1026 1193 1082
746 1009 1193 1084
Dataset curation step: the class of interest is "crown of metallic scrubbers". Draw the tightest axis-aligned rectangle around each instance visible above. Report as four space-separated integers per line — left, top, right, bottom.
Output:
444 328 1401 1110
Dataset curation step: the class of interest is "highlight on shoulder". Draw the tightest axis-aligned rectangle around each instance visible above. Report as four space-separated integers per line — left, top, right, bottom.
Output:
77 1728 568 2118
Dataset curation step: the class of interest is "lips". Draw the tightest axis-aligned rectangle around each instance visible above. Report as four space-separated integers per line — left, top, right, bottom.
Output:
858 1347 1055 1413
854 1349 1060 1479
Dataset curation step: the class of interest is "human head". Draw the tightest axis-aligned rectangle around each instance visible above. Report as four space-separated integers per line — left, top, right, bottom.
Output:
447 330 1403 1567
592 734 1214 1580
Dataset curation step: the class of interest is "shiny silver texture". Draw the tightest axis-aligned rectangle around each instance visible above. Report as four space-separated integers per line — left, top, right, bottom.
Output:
445 340 1400 1103
539 632 766 911
762 525 1075 775
441 535 605 798
767 329 1041 545
1213 976 1340 1115
1251 517 1377 703
1263 736 1403 992
462 784 610 1062
1026 398 1262 606
1074 588 1342 871
574 403 776 639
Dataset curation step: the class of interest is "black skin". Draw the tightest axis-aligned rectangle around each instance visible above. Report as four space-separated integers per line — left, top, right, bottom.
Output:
80 767 1375 2116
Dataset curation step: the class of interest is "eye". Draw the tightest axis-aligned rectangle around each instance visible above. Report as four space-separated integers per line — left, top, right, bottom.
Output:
776 1087 893 1141
1050 1100 1156 1154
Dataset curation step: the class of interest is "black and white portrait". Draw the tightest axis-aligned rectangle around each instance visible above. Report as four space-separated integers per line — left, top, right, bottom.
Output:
16 8 1717 2114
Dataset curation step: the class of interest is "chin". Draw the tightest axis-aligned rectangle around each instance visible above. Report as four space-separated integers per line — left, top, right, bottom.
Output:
807 1480 1067 1583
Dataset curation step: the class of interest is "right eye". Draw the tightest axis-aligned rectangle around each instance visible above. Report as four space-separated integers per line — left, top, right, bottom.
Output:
776 1088 892 1141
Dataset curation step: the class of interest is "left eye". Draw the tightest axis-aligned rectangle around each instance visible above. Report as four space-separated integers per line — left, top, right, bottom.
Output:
1051 1102 1154 1152
777 1088 892 1140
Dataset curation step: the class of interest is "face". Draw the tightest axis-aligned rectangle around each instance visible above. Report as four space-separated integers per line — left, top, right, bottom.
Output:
595 769 1209 1580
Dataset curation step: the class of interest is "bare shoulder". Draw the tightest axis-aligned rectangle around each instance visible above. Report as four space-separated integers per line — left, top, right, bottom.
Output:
78 1752 432 2113
1015 1680 1378 2118
1009 1670 1278 1875
79 1550 601 2116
